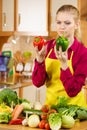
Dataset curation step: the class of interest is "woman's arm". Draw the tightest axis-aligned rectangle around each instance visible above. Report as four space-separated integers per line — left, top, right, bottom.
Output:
32 60 46 87
32 39 55 87
60 51 87 97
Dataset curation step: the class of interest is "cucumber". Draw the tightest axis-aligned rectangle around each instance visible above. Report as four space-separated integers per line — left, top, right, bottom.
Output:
23 109 45 115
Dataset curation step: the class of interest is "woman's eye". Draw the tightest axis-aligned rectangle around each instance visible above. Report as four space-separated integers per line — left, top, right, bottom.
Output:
65 22 71 25
56 21 71 25
56 21 61 24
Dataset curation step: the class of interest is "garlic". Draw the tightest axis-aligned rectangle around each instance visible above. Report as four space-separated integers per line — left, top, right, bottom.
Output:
22 118 28 126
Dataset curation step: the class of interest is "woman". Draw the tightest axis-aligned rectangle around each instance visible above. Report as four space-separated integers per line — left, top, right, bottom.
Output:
32 5 87 107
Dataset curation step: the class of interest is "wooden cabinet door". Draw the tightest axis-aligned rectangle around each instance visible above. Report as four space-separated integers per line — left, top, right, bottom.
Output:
17 0 48 36
2 0 14 31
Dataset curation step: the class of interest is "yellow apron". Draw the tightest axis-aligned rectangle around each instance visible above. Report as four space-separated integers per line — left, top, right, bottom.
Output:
45 49 87 107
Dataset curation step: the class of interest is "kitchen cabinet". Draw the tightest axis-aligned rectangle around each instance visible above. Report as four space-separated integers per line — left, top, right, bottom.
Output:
2 0 14 31
0 0 87 45
78 0 87 46
0 0 14 36
16 0 48 36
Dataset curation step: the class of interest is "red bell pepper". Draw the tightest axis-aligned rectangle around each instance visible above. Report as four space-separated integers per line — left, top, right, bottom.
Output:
9 118 23 125
33 36 46 50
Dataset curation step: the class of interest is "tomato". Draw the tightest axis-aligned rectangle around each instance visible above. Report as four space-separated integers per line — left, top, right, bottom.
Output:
41 114 47 120
45 122 50 130
48 109 57 115
41 105 49 113
38 120 47 129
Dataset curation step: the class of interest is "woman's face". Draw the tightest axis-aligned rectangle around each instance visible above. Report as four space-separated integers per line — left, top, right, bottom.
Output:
56 11 78 40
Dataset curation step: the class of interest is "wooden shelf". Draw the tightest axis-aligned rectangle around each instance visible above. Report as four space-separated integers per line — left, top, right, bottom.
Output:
0 32 14 36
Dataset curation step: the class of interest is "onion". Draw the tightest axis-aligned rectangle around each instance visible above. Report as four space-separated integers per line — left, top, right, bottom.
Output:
28 114 40 128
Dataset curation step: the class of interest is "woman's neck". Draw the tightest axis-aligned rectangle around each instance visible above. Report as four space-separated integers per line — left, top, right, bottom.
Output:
68 37 74 48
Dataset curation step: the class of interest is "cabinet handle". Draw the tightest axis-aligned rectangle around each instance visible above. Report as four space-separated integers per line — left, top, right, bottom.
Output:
18 14 21 25
3 13 6 26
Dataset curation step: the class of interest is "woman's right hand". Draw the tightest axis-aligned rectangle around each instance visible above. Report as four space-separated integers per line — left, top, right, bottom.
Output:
35 45 47 63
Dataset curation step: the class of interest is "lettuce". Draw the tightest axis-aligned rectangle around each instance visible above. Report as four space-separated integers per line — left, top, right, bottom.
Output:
0 112 12 123
48 113 62 130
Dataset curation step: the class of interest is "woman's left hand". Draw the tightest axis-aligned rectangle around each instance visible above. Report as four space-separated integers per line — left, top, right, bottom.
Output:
54 45 68 70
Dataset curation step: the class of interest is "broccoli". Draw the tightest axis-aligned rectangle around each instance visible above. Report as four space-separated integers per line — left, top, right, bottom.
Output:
0 88 19 107
48 113 62 130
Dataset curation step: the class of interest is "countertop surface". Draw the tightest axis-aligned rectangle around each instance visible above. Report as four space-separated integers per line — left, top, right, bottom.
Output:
0 121 87 130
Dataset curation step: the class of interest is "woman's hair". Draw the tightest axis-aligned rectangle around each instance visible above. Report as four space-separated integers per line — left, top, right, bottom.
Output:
56 5 81 41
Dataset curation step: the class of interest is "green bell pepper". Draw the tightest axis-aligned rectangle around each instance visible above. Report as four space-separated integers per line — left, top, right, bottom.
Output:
56 36 69 51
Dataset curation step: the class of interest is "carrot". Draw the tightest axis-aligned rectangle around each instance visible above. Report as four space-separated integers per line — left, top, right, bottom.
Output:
12 104 19 117
12 104 24 120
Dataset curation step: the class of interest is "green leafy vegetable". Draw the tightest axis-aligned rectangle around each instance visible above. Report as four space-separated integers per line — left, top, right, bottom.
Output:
51 96 79 118
0 88 19 107
18 98 30 104
48 113 62 130
56 96 69 107
51 96 69 111
22 102 33 110
49 96 87 129
0 112 12 123
76 107 87 120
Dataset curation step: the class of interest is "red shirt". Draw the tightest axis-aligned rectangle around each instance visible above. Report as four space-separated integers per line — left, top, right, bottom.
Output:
32 38 87 97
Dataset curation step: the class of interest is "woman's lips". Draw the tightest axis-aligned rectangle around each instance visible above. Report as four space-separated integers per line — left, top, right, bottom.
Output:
59 31 66 36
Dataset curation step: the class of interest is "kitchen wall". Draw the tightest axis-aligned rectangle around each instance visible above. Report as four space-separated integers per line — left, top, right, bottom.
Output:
2 36 35 58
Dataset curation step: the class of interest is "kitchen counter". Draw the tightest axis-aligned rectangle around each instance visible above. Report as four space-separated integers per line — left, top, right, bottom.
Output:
0 120 87 130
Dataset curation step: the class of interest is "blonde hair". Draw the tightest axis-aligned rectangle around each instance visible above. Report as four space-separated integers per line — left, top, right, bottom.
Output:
56 5 81 41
